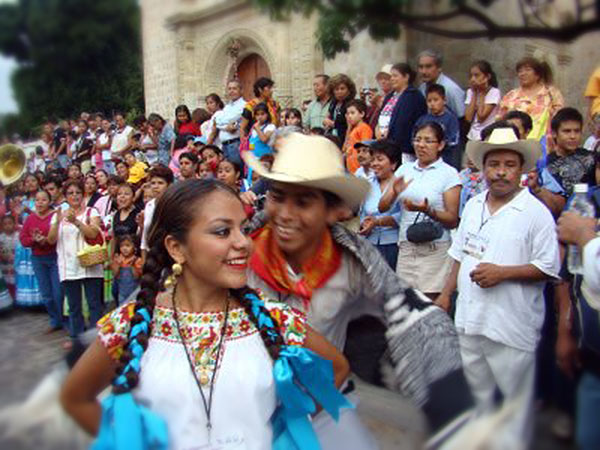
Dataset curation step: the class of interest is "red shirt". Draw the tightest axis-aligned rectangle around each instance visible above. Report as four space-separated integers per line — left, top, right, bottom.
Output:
176 121 202 136
19 211 57 256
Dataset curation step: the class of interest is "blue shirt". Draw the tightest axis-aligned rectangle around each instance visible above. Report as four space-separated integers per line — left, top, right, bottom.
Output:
419 73 466 118
414 109 460 147
158 124 175 156
359 176 401 245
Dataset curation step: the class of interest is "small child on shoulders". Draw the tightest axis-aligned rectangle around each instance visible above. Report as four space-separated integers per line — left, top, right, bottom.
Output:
110 234 143 305
414 84 460 169
342 99 373 174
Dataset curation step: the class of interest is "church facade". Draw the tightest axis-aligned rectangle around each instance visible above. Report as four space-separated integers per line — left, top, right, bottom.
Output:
141 0 597 119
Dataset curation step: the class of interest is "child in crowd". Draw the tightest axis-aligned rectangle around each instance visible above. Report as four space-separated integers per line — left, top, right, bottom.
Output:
0 215 18 299
285 108 303 128
354 140 375 180
342 99 373 173
584 112 600 151
123 150 148 186
464 60 501 141
197 160 213 179
178 152 198 181
414 84 460 169
29 147 46 173
110 234 142 305
249 103 276 158
199 145 223 177
169 136 194 178
66 163 82 181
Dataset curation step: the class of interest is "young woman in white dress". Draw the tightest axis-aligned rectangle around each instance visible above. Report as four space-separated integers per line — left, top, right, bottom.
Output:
60 179 350 450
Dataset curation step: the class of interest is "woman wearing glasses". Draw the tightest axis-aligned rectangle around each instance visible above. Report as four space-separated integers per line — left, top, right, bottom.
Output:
379 121 461 299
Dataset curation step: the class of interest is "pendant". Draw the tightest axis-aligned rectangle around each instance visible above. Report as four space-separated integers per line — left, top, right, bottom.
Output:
199 372 210 386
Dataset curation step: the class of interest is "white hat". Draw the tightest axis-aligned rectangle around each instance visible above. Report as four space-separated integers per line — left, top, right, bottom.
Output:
376 64 393 79
466 128 541 172
243 133 370 210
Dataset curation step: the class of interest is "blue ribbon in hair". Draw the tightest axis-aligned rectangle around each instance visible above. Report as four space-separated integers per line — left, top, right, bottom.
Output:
245 292 353 450
91 307 169 450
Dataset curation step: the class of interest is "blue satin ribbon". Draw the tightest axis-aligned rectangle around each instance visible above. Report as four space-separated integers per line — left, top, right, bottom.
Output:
272 346 354 450
91 393 168 450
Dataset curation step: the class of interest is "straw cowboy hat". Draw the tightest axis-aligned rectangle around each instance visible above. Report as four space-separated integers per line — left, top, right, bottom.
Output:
243 133 370 210
376 64 393 78
466 127 542 172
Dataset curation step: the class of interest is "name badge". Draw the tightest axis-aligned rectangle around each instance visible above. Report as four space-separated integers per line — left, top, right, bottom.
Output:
463 232 488 260
189 431 247 450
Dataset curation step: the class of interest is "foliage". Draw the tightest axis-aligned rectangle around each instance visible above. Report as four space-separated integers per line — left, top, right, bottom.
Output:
0 0 144 137
252 0 600 59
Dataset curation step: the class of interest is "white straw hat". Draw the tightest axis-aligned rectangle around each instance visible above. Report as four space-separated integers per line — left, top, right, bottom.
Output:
376 64 393 78
243 133 370 210
466 128 541 172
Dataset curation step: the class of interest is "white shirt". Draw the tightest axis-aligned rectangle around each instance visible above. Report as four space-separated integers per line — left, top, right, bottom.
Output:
51 207 104 281
248 253 383 351
583 237 600 310
465 87 501 141
449 189 560 352
97 131 112 161
140 198 156 251
110 125 133 156
214 97 246 142
394 158 461 242
584 135 599 151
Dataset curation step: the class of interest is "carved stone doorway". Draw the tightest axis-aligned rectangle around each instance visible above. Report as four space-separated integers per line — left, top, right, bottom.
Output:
237 53 271 101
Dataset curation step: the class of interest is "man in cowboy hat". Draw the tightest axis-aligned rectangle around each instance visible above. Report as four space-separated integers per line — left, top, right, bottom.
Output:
437 126 561 448
243 133 473 446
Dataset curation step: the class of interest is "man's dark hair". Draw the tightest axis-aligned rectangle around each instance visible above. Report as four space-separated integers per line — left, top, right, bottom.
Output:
426 83 446 99
505 110 533 136
369 139 399 167
179 152 199 165
253 77 275 97
314 74 330 85
550 107 583 133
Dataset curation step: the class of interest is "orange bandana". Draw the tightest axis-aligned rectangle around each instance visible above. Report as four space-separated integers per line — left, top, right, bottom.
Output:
250 224 342 307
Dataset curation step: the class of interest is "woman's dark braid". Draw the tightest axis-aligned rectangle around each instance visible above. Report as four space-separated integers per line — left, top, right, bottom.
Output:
232 287 286 361
112 240 168 394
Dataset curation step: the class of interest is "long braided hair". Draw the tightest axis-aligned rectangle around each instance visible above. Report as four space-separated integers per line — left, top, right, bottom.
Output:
112 179 285 393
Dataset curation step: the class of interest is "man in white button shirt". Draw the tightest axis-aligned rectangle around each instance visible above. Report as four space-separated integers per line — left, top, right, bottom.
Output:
211 80 246 167
437 126 561 449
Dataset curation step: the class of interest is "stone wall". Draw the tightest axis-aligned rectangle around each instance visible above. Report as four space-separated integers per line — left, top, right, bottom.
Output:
324 29 407 98
141 0 179 119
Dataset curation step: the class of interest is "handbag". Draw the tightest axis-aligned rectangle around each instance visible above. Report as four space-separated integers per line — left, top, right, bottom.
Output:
406 211 443 244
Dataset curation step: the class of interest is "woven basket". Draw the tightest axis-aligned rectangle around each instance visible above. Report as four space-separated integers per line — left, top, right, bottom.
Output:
78 246 108 268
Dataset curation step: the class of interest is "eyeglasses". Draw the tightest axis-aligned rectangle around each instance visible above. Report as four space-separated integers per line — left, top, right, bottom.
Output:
412 138 439 145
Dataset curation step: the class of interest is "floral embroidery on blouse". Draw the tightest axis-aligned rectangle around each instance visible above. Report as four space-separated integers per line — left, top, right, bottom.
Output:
96 292 307 381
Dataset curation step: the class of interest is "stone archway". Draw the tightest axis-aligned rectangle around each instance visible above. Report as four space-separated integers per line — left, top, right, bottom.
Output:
203 29 276 100
237 53 271 101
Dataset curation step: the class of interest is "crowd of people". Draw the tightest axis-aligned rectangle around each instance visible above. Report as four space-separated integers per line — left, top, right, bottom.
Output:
1 49 600 449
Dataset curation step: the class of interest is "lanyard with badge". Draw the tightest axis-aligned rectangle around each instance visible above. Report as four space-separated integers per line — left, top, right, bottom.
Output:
463 202 491 260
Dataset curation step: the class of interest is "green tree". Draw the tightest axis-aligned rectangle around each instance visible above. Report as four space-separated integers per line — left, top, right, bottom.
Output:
0 0 143 136
253 0 600 59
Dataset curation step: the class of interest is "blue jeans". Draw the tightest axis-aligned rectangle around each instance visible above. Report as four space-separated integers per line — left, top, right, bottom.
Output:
222 139 243 168
57 154 70 169
62 278 103 337
576 371 600 450
158 149 170 167
376 243 399 270
103 160 115 175
31 253 63 328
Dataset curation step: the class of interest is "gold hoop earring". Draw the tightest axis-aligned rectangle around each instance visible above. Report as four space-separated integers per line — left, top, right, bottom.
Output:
164 262 183 288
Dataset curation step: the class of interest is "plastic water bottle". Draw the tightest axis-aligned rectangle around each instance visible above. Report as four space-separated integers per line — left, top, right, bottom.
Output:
567 184 595 275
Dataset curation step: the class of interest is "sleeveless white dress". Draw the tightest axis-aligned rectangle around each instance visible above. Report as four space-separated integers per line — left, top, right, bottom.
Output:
97 296 306 450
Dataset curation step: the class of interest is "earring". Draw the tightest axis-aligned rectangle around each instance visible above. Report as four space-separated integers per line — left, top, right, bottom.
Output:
164 262 183 288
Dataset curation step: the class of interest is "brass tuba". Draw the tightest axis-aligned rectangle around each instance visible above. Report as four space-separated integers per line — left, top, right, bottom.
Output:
0 144 26 185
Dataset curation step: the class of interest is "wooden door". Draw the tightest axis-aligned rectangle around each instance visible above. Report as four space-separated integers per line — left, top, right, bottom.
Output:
237 53 271 101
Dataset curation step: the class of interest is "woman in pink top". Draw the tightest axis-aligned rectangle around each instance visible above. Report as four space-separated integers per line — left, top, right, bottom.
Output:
19 190 64 332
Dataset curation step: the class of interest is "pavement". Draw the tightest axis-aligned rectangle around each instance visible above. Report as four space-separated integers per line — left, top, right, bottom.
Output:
0 308 577 450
